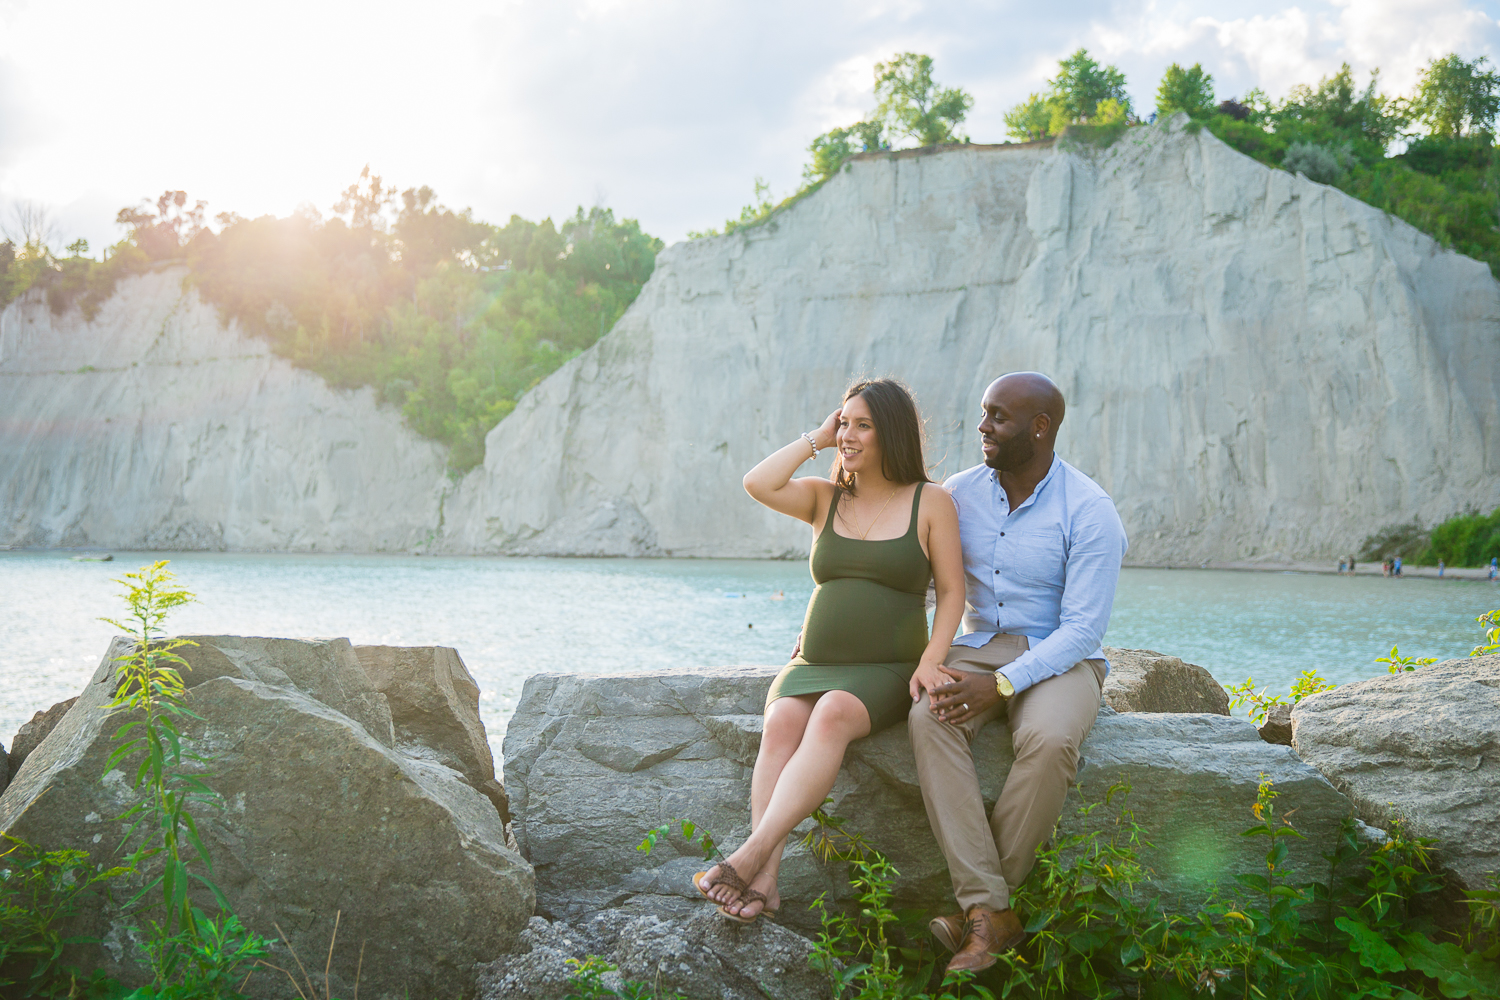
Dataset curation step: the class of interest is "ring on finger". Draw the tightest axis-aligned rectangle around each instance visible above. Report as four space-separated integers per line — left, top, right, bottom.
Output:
962 702 969 711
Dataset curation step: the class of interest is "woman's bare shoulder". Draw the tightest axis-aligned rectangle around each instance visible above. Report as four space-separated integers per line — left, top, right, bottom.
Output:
921 481 958 512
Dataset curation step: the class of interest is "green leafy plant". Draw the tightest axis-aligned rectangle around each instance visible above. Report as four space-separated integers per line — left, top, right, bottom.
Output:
100 561 217 942
1377 645 1439 673
1227 668 1337 723
0 836 133 997
562 955 686 1000
99 560 270 996
1472 609 1500 657
636 818 719 862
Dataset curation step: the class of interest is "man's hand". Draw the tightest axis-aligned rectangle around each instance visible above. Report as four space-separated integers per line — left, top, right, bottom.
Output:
928 665 1005 726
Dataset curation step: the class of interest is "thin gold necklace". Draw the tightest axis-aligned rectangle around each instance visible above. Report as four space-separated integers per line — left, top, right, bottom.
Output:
844 483 902 540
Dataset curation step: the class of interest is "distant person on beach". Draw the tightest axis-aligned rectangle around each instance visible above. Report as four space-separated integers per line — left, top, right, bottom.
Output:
1338 558 1347 574
1438 559 1446 578
1395 555 1404 576
1349 555 1356 575
908 373 1127 973
1491 557 1497 581
697 378 964 924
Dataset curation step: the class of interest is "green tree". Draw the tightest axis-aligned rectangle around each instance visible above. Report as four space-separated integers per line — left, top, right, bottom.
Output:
1408 53 1500 138
872 52 974 146
803 121 885 182
1047 48 1130 126
1003 92 1053 141
1157 62 1215 117
1279 64 1405 156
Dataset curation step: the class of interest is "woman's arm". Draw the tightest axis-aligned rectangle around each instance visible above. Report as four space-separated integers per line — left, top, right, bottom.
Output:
910 485 964 700
743 408 841 525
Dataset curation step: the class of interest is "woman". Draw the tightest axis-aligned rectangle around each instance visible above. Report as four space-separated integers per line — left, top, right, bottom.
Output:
697 377 964 922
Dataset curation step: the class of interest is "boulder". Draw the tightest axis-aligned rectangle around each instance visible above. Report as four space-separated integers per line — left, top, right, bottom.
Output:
1292 655 1500 892
0 636 533 1000
1101 647 1229 714
8 696 78 780
0 741 7 797
504 667 1351 937
1259 703 1294 745
478 901 824 1000
353 644 509 822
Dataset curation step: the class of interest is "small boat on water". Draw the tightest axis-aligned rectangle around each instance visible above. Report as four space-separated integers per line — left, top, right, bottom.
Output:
70 553 114 562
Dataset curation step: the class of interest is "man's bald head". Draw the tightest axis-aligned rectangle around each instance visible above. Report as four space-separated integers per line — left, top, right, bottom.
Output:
985 373 1065 434
978 372 1066 472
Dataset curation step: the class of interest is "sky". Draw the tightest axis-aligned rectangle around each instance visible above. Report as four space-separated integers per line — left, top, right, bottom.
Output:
1 0 1497 253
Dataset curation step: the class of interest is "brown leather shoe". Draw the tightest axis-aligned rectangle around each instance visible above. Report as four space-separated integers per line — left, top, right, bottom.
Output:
945 905 1025 974
928 911 966 953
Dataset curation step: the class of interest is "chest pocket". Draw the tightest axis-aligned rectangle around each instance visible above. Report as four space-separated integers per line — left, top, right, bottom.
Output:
1011 526 1067 589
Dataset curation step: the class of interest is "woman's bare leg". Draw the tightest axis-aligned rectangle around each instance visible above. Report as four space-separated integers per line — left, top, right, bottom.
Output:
699 695 813 902
704 691 871 914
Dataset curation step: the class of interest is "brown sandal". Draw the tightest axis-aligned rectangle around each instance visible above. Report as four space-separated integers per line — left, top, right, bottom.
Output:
693 861 749 902
717 888 779 925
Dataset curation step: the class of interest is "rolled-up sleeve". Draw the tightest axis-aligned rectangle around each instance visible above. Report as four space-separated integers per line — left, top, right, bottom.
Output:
999 496 1128 694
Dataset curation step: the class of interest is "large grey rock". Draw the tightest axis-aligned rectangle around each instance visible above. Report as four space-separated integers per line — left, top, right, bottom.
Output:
353 644 509 822
0 741 7 797
440 117 1500 564
1292 655 1500 892
1101 647 1229 714
0 635 533 1000
8 696 78 780
504 667 1352 936
478 901 824 1000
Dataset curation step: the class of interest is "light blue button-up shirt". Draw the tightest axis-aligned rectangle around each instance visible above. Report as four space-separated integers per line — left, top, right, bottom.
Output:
946 455 1128 694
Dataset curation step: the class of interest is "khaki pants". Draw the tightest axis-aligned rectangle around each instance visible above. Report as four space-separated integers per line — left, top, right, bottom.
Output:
908 633 1106 912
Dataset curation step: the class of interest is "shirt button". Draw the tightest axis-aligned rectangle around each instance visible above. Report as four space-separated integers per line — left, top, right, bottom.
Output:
1000 532 1005 536
998 602 1004 607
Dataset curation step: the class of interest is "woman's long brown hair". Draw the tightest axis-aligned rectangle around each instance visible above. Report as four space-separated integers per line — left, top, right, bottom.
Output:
831 377 932 494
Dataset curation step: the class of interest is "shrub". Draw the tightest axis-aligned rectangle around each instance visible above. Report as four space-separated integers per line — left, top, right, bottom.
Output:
1423 506 1500 567
1283 140 1354 184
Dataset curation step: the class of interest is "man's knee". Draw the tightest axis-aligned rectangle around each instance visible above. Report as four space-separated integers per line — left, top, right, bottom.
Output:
1011 722 1081 767
907 695 945 741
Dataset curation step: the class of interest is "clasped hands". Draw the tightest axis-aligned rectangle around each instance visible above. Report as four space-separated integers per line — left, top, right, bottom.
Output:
909 662 1009 727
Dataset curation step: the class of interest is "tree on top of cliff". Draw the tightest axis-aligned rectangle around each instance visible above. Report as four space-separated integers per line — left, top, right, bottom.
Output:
872 52 974 148
1002 49 1132 141
1407 54 1500 139
1157 63 1216 118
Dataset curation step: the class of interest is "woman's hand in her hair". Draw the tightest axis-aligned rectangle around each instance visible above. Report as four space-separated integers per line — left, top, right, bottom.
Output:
812 408 842 452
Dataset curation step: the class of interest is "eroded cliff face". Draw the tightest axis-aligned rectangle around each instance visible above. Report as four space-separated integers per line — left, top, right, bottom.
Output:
5 119 1497 559
440 119 1500 562
0 270 450 550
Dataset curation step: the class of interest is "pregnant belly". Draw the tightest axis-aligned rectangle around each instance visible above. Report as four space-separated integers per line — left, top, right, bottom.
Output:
799 578 929 665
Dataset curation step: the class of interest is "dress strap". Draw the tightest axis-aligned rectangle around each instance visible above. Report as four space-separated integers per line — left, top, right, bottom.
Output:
823 485 843 532
906 482 924 534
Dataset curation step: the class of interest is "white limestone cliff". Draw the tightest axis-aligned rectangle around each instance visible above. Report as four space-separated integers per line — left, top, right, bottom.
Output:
0 269 450 551
438 119 1500 563
4 119 1497 561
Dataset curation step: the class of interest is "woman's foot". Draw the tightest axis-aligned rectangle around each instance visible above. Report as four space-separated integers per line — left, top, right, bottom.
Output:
721 869 780 920
697 842 773 907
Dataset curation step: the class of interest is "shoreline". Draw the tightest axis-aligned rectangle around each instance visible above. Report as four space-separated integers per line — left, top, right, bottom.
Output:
4 545 1498 580
1125 559 1498 581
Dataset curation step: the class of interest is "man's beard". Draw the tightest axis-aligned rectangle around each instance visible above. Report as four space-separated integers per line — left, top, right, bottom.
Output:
984 429 1035 471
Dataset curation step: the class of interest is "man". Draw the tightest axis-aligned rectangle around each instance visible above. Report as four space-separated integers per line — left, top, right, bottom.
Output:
907 372 1128 974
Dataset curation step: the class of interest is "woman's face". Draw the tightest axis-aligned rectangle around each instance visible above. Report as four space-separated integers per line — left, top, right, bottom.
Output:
837 393 882 478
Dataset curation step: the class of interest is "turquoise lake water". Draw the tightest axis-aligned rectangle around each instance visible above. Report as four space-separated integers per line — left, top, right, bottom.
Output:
2 550 1494 760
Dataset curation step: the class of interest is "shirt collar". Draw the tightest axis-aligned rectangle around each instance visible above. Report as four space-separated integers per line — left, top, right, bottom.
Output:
988 453 1062 512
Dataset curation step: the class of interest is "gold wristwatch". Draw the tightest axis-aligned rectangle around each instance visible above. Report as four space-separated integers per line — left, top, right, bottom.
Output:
995 672 1015 698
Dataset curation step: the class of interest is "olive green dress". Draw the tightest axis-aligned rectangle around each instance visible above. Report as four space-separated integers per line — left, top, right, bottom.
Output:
766 484 932 733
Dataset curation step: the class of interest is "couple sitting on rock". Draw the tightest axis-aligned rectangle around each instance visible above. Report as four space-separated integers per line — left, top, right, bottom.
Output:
695 372 1128 975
